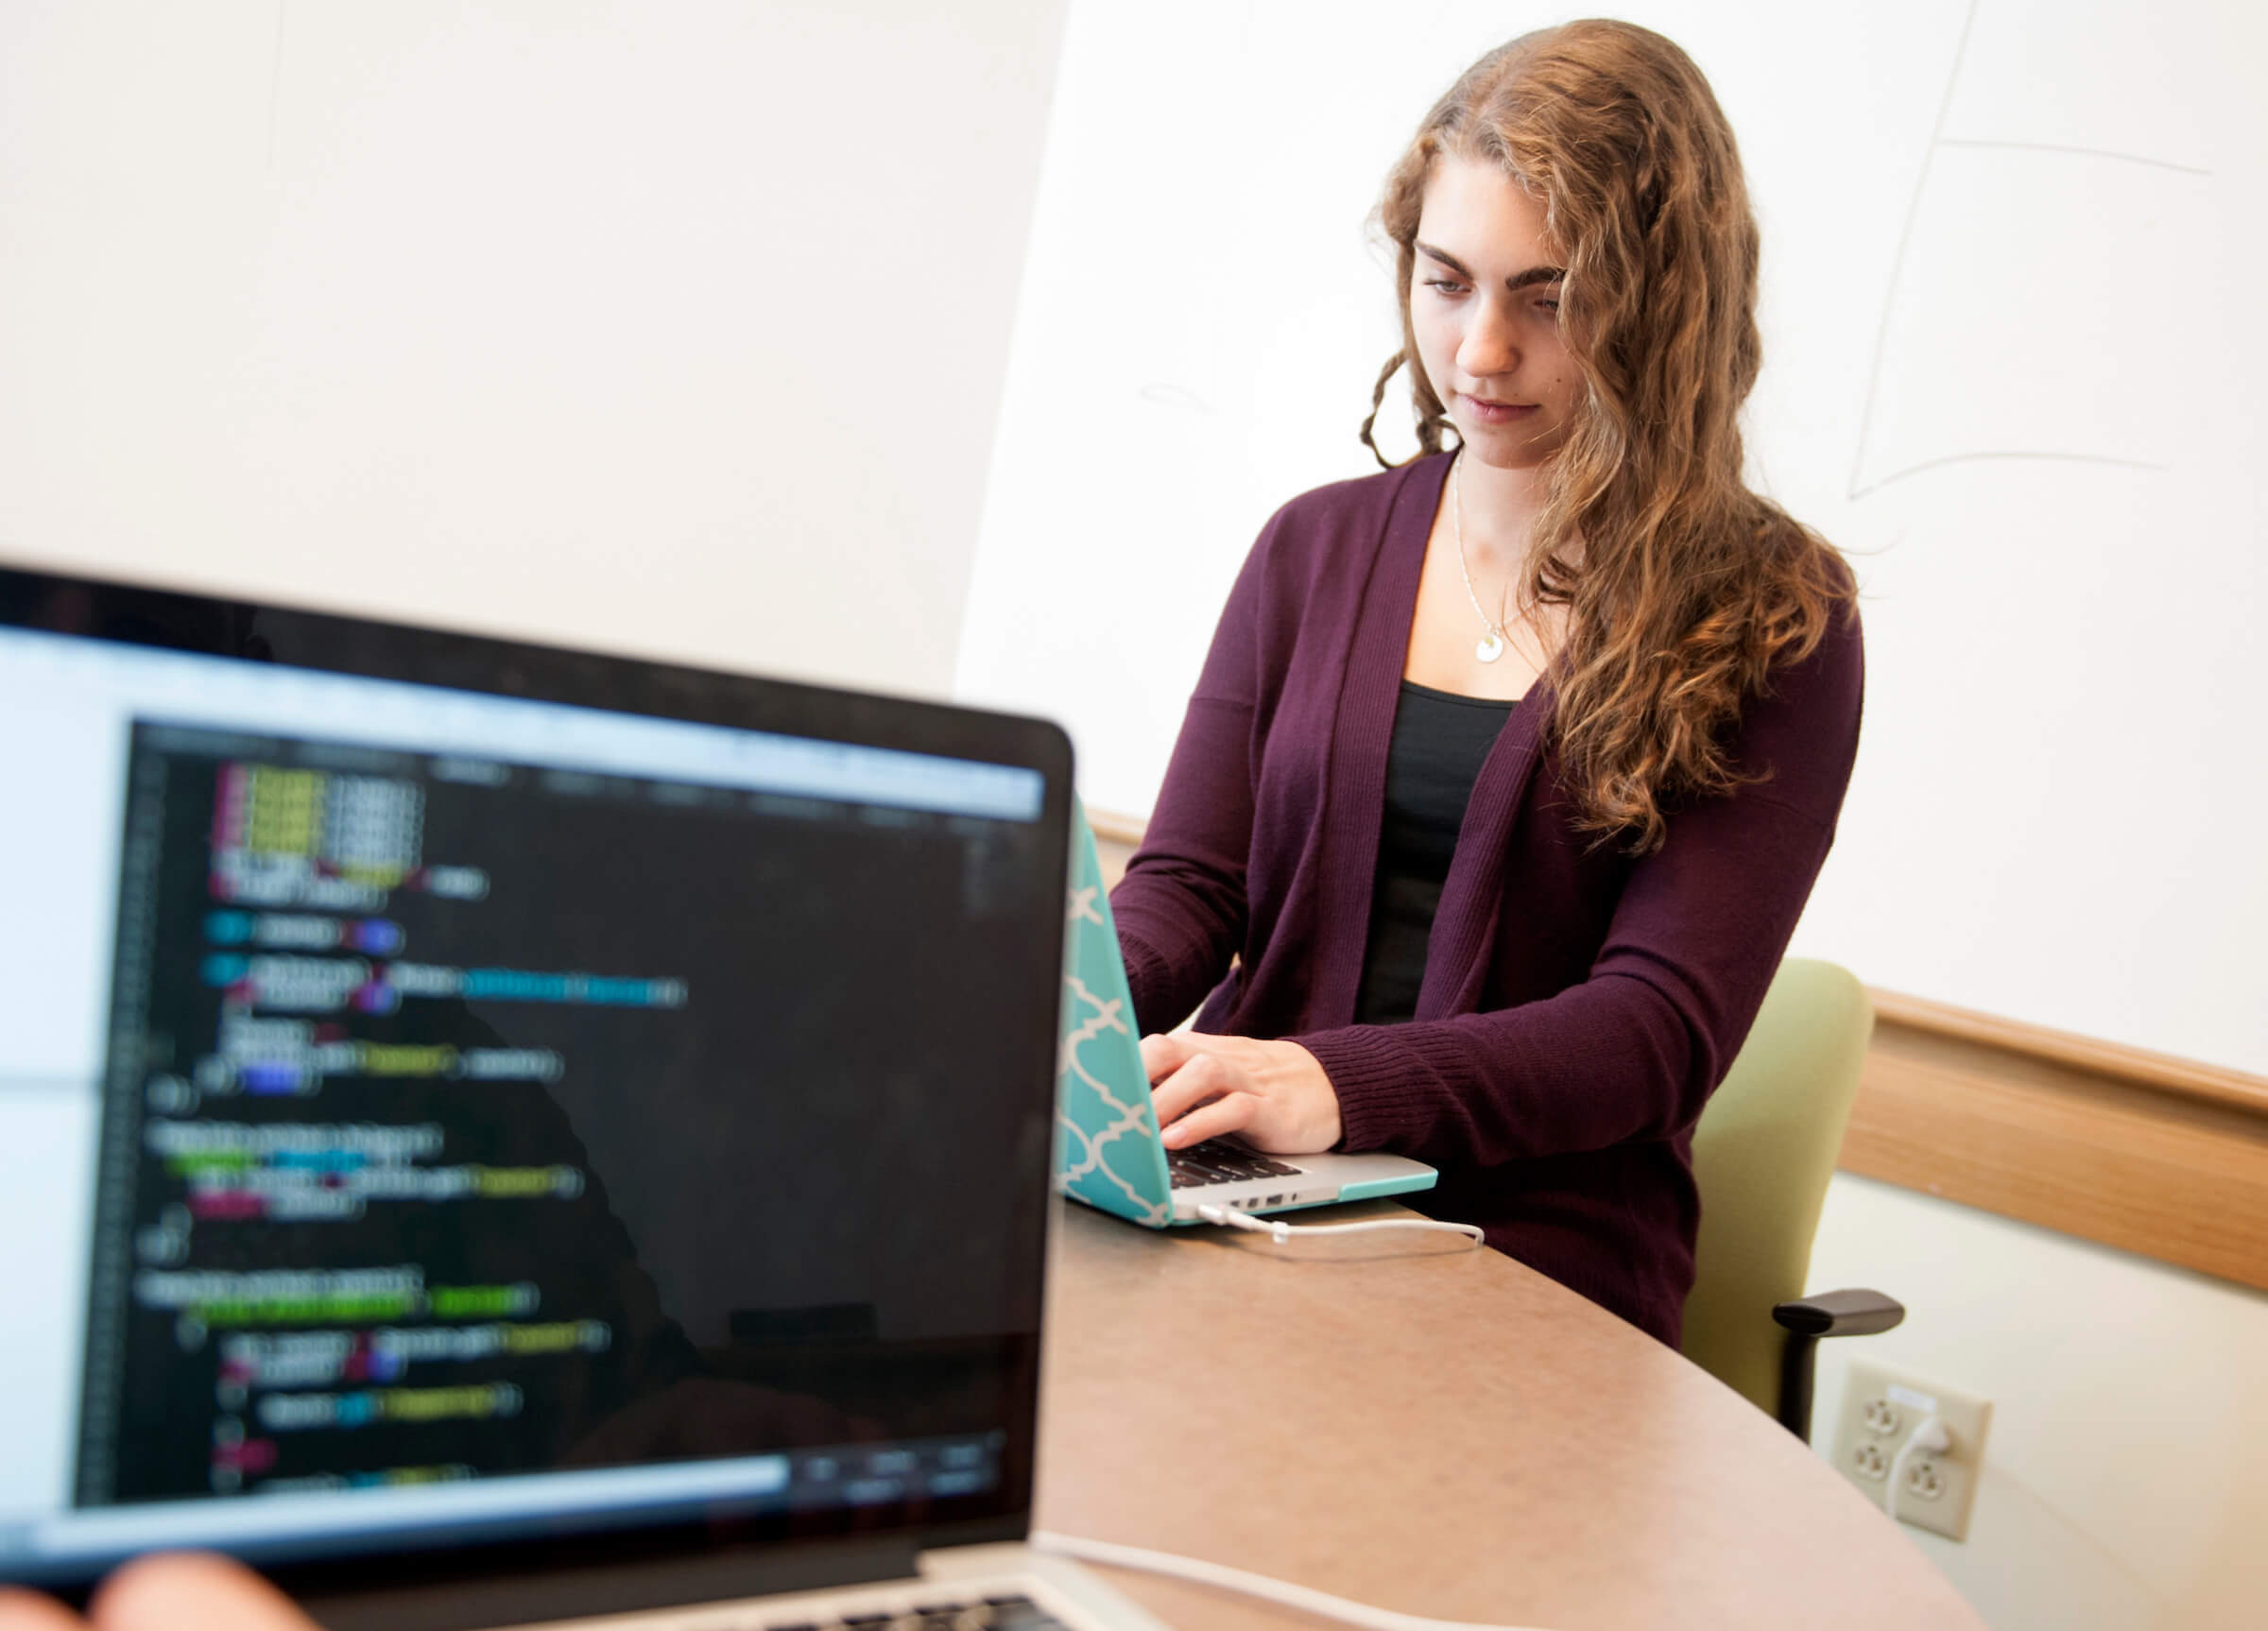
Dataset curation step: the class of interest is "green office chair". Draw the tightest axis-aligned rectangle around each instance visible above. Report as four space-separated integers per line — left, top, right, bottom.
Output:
1681 958 1903 1440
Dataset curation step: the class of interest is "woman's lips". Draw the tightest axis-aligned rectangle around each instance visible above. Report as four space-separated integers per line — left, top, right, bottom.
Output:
1460 395 1538 425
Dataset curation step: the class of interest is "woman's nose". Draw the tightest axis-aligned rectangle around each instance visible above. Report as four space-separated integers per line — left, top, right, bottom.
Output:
1457 301 1519 377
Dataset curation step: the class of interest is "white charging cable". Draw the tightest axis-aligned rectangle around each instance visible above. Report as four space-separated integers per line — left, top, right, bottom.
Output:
1194 1201 1485 1247
1032 1529 1555 1631
1885 1415 1951 1526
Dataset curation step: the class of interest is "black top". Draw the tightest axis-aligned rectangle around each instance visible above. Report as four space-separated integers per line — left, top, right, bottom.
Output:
1353 680 1520 1025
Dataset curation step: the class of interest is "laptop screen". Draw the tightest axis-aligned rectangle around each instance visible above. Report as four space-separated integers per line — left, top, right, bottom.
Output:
0 569 1071 1594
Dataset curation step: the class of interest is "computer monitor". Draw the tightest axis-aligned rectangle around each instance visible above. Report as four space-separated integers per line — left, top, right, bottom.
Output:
0 565 1073 1618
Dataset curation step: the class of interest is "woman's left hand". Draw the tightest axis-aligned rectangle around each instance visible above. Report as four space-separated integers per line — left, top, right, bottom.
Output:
1141 1032 1342 1155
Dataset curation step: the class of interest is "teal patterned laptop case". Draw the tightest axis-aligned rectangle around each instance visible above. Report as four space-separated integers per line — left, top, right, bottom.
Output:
1056 800 1175 1227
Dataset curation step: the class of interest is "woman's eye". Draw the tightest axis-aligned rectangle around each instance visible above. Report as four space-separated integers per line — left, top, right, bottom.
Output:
1535 298 1561 316
1423 278 1467 296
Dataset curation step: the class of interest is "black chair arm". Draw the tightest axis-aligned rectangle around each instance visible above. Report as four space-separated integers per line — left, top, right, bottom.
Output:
1768 1288 1906 1440
1773 1287 1906 1339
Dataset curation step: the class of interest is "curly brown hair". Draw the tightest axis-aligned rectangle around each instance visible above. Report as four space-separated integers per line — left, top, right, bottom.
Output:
1363 20 1853 852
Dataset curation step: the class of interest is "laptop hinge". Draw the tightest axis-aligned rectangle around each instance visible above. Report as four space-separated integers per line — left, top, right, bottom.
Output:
301 1535 925 1631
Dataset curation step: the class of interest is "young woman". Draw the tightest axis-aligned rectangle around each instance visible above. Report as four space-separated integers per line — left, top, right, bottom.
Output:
1109 20 1862 1346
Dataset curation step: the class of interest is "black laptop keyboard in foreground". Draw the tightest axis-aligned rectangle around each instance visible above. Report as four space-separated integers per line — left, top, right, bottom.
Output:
762 1596 1070 1629
1165 1139 1305 1190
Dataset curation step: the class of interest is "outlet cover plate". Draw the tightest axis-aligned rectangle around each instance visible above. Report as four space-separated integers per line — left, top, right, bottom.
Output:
1829 1358 1993 1542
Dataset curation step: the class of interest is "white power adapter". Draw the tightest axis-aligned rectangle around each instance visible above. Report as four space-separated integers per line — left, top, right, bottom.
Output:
1194 1202 1484 1247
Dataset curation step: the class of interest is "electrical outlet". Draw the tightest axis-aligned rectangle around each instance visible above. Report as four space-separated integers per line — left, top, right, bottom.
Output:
1828 1358 1993 1542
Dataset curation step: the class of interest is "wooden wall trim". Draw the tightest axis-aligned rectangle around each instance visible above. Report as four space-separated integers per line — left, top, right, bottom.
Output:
1848 1005 2268 1291
1086 806 1149 850
1084 805 2268 1291
1868 987 2268 1120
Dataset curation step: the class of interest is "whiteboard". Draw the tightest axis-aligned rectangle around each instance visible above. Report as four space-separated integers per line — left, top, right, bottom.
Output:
955 0 2268 1076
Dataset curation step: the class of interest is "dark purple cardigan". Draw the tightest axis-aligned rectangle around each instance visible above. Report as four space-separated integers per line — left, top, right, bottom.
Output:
1110 453 1863 1345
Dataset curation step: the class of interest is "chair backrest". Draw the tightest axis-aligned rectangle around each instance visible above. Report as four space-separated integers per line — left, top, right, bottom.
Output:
1679 958 1874 1416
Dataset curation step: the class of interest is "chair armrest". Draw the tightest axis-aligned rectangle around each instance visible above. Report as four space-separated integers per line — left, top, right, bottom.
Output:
1772 1288 1906 1339
1767 1289 1905 1440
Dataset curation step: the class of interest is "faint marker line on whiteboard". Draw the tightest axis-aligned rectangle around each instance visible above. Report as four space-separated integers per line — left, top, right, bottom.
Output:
1138 383 1213 414
1856 450 2168 496
1847 0 1983 502
1938 138 2211 177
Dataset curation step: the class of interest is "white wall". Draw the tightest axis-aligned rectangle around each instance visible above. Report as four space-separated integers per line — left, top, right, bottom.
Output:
1809 1176 2268 1630
0 0 1068 699
954 0 2268 1080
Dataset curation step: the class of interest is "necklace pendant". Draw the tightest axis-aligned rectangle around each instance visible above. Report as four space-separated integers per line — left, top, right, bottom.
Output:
1475 632 1505 663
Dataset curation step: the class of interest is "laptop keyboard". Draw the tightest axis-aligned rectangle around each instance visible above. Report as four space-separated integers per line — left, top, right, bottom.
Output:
1165 1139 1305 1190
759 1595 1070 1629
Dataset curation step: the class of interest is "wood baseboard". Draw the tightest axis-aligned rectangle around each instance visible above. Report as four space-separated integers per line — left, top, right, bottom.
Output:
1086 807 2268 1290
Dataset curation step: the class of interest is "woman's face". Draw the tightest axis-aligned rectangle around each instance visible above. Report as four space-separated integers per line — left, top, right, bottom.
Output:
1409 154 1578 471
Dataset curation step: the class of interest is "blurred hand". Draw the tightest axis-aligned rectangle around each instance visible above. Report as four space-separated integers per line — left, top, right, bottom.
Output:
0 1554 317 1631
1142 1031 1340 1154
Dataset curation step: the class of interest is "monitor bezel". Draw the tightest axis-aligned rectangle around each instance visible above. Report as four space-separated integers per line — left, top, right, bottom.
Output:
0 559 1072 1609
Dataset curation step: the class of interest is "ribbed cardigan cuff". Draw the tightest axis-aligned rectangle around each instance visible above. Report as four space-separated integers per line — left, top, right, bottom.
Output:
1113 925 1191 1038
1297 1022 1455 1156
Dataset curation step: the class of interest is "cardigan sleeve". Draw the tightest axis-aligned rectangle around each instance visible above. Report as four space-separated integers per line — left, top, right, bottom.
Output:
1298 606 1864 1168
1106 516 1275 1035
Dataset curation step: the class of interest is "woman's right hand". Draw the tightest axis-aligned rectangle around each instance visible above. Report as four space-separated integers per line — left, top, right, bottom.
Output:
1142 1031 1343 1154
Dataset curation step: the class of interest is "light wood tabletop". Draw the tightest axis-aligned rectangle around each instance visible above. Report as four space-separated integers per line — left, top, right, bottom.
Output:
1034 1198 1984 1630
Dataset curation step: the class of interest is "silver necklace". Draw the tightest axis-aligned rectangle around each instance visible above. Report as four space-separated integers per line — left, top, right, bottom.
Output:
1452 455 1517 664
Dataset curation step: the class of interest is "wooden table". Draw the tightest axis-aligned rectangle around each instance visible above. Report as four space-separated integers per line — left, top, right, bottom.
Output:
1035 1199 1983 1630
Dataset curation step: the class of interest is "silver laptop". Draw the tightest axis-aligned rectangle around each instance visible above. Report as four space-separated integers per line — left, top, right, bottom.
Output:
0 564 1164 1631
1056 802 1436 1228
